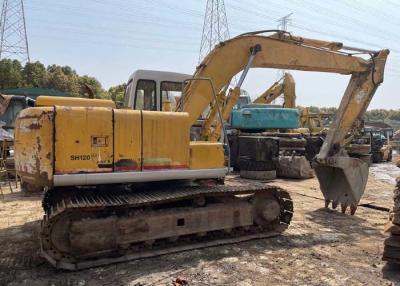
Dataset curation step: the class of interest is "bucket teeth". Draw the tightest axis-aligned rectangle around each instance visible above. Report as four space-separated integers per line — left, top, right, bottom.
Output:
350 204 357 215
323 200 358 215
341 203 348 214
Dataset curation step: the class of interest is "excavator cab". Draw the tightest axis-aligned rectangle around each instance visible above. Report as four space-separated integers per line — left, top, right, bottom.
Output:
124 69 190 111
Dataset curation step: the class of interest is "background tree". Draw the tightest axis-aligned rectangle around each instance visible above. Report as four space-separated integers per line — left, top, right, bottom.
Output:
46 65 80 96
23 61 47 87
387 110 400 121
108 84 126 103
1 59 112 98
79 75 108 99
364 109 389 121
0 59 399 123
0 59 23 89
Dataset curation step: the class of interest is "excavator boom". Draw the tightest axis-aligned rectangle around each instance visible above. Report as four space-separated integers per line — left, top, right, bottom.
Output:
181 32 373 125
253 72 296 108
181 31 389 213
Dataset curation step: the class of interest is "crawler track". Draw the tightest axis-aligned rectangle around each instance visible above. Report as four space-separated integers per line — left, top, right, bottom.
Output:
41 184 293 270
383 235 400 264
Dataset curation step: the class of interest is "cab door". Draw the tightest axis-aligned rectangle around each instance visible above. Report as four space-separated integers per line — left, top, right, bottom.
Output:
133 80 158 111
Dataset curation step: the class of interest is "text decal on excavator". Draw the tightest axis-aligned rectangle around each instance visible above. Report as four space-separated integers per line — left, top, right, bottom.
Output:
70 155 91 161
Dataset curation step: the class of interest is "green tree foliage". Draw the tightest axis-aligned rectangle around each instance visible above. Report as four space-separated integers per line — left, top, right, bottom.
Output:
0 59 23 89
364 109 389 121
387 110 400 121
79 75 108 99
23 61 47 87
305 106 337 114
304 106 400 124
0 59 108 98
108 84 126 103
364 109 400 121
46 65 80 96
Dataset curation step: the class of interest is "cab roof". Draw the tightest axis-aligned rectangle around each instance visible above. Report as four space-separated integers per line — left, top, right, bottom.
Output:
128 69 191 84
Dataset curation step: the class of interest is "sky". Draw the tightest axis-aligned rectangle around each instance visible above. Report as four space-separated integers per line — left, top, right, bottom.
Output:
14 0 400 109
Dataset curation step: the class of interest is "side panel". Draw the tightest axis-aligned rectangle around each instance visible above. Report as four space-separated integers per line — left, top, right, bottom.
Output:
14 107 54 188
142 111 190 170
114 110 142 171
231 107 300 130
36 96 116 108
55 106 113 174
189 142 224 170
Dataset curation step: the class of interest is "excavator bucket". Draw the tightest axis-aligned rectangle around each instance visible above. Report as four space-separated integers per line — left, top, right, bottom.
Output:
313 156 369 215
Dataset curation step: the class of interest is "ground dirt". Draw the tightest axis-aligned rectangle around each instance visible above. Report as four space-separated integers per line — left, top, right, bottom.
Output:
1 162 400 285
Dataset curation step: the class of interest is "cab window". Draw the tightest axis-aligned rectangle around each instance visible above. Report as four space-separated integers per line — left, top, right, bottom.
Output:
124 79 133 107
161 81 183 110
134 80 156 110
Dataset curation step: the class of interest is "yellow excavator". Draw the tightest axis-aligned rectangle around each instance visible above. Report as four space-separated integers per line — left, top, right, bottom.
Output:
14 31 388 270
253 72 296 107
299 108 332 133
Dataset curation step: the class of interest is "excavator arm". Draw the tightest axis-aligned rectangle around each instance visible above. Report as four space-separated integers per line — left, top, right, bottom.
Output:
253 72 296 108
181 32 377 125
181 31 389 214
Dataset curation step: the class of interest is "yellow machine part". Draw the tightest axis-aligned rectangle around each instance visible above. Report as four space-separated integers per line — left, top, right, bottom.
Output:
189 141 224 169
54 106 114 174
55 108 191 173
142 111 190 170
114 109 142 171
36 96 116 108
15 104 222 189
14 107 54 188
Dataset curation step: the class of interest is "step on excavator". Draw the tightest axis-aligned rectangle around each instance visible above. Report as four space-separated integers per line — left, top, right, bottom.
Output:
14 30 388 270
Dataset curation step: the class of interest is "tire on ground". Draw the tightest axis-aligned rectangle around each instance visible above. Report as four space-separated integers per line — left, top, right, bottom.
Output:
238 160 277 180
238 160 276 171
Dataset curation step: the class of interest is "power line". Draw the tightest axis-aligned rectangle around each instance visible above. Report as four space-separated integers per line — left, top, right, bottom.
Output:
226 0 400 55
0 0 30 62
276 13 292 31
29 22 199 45
25 3 202 31
21 0 400 76
28 32 198 54
275 13 293 85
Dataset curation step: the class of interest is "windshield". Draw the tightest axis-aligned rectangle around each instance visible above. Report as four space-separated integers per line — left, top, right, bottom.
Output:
161 81 183 111
234 96 251 109
134 80 157 110
124 79 133 107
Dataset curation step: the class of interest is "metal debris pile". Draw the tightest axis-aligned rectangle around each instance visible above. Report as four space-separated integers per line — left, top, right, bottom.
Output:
383 172 400 263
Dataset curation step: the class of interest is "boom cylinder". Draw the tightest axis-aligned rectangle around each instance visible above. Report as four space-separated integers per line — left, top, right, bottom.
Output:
209 44 262 141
